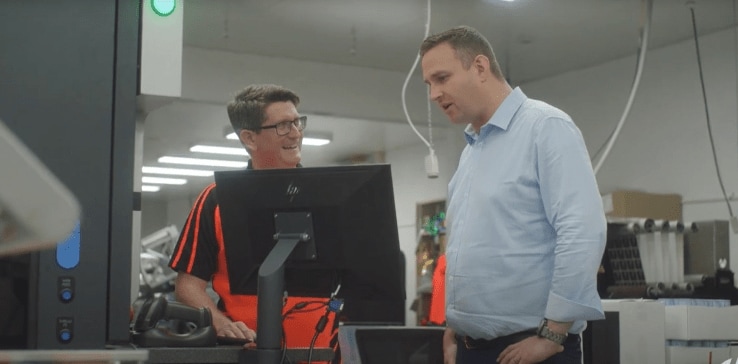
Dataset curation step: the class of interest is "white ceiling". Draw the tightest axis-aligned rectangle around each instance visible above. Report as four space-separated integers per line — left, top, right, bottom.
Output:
142 100 443 198
182 0 736 82
142 0 738 200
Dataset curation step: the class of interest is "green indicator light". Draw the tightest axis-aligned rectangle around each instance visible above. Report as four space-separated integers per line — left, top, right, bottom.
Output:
151 0 176 17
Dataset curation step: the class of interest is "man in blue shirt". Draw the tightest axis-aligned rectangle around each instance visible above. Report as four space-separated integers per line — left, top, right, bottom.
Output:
420 26 606 364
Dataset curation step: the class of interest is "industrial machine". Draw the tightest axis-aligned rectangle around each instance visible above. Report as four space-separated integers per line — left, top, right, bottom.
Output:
599 219 737 303
0 0 138 349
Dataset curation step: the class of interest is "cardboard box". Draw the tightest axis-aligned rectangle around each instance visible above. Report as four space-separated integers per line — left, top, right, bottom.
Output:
602 190 682 221
664 305 738 341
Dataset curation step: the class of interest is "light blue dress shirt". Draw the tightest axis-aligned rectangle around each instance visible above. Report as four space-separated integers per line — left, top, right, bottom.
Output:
445 87 606 340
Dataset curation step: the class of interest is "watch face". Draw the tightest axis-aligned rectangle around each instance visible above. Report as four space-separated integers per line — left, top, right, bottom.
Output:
537 319 546 333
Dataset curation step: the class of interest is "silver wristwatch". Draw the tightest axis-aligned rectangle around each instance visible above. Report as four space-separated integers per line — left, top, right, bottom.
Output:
536 319 567 345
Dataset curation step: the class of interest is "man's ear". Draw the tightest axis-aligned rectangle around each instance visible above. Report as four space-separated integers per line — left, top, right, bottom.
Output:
473 54 490 79
239 129 257 151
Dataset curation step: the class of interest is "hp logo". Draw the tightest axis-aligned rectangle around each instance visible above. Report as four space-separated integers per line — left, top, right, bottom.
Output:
286 182 299 201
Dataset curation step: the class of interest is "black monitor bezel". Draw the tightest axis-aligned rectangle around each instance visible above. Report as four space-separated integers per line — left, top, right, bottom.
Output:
214 164 405 324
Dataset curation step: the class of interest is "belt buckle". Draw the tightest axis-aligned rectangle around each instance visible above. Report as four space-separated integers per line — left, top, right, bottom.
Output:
463 336 474 349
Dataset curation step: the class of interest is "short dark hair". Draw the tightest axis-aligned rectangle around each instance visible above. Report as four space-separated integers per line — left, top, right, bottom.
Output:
226 84 300 133
420 25 504 80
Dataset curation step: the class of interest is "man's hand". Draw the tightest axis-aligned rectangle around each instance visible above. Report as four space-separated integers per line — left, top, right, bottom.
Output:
442 327 457 364
174 273 257 341
215 318 257 341
496 336 563 364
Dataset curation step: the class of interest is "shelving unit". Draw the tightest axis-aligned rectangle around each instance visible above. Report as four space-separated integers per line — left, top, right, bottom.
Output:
414 200 446 325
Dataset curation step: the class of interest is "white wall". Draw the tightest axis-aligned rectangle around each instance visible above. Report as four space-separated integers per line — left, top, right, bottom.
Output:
385 126 466 325
143 26 738 325
141 198 169 237
521 27 738 271
182 47 432 124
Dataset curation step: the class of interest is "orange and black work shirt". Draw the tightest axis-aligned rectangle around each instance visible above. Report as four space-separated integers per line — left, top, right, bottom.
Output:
168 182 336 349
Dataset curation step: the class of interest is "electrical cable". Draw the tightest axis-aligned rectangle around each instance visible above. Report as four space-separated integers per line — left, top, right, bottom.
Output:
590 51 646 163
592 0 653 175
427 80 433 148
734 0 738 200
330 282 342 299
284 281 342 364
280 300 326 364
307 328 322 364
401 0 439 177
306 304 332 364
307 298 343 364
687 3 735 218
280 326 289 364
401 0 431 148
284 301 326 316
279 328 296 364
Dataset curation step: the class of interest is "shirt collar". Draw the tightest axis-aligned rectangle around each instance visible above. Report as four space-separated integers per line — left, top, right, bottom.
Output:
246 159 302 169
463 87 527 144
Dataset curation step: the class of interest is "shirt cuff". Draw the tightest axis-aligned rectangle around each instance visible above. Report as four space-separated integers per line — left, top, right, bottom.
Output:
545 291 605 322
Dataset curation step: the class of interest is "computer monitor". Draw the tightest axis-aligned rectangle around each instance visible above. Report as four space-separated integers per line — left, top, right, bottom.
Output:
215 164 405 362
338 326 444 364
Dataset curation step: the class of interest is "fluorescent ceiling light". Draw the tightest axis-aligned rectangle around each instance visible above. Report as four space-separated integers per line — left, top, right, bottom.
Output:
225 132 330 146
158 156 248 168
141 185 161 192
142 176 187 185
142 166 214 177
302 137 331 146
190 145 249 156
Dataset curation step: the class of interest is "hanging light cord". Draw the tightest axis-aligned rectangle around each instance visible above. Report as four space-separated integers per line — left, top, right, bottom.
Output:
688 3 734 217
401 0 433 150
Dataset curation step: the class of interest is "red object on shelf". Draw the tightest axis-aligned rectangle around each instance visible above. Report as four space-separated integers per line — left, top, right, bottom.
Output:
429 254 446 325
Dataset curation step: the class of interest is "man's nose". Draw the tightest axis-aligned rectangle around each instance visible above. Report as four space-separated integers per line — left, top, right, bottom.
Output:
287 123 302 137
428 85 442 102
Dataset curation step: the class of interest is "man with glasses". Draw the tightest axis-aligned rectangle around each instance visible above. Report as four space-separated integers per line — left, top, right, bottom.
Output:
168 84 332 352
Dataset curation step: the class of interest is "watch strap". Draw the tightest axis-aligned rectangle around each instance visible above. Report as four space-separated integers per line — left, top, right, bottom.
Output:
537 319 567 345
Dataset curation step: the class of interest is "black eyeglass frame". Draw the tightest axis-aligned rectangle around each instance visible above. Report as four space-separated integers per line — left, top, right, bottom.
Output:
252 116 307 136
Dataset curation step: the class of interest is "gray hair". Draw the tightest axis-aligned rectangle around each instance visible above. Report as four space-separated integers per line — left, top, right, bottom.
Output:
226 84 300 133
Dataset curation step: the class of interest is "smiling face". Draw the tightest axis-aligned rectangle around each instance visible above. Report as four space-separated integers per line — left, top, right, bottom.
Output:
240 101 302 169
421 42 488 130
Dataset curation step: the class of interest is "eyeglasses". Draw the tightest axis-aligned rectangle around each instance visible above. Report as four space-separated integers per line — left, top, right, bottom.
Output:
254 116 307 136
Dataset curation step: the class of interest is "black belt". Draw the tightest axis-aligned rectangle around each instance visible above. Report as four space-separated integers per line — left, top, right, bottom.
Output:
461 331 536 350
460 331 579 350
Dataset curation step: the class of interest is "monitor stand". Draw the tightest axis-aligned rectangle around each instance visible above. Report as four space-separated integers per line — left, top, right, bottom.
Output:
255 212 315 364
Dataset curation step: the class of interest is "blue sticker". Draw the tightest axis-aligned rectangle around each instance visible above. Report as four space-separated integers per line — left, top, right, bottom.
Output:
56 221 80 269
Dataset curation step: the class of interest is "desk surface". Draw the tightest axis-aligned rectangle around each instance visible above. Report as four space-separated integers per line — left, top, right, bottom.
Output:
147 346 335 364
0 347 333 363
0 349 148 363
